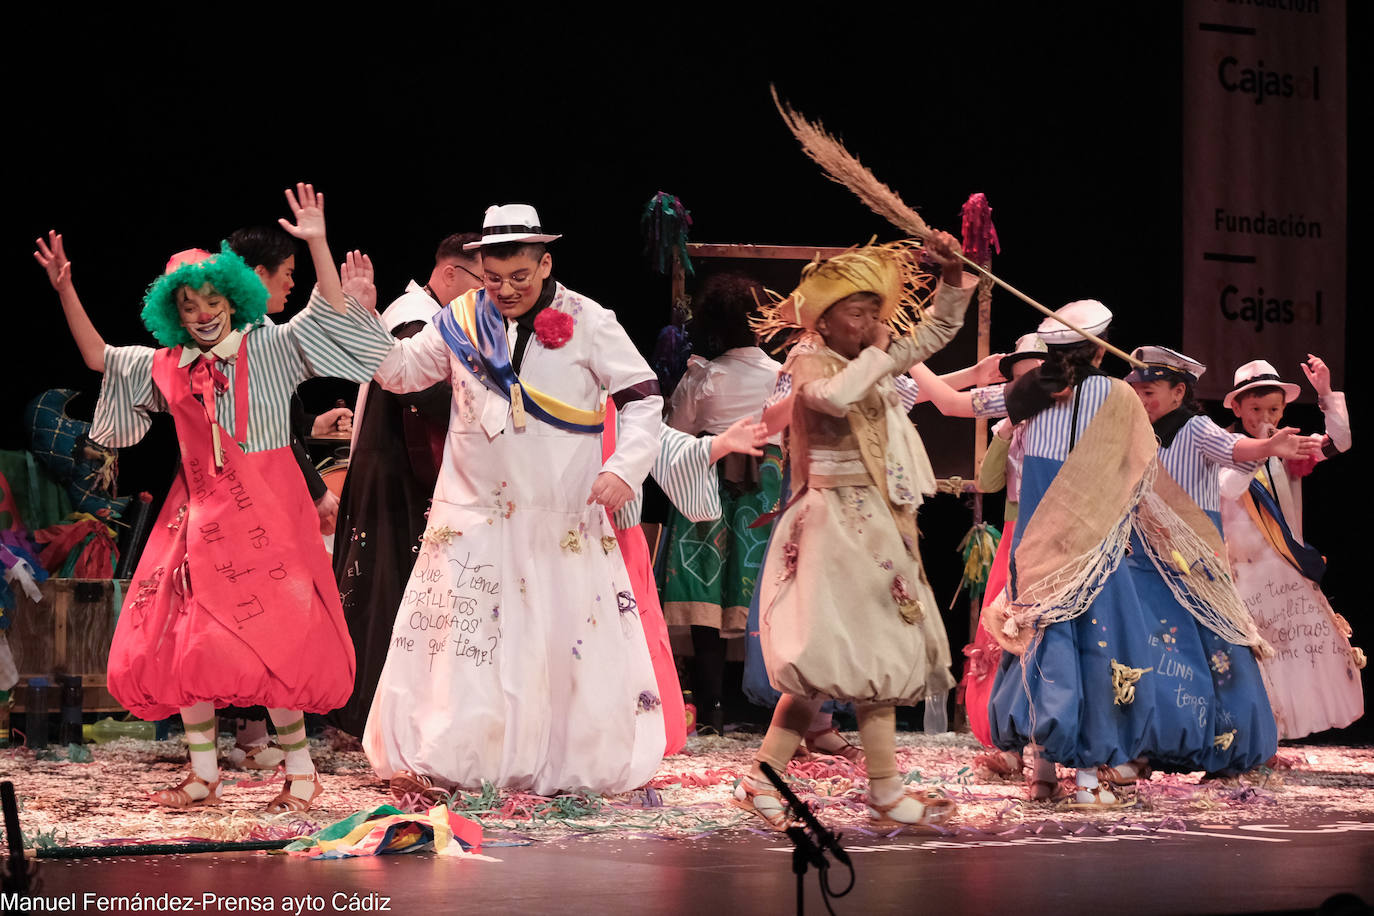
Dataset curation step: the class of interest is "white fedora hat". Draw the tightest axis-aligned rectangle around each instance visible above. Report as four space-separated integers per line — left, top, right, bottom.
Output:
1223 359 1301 409
463 203 562 250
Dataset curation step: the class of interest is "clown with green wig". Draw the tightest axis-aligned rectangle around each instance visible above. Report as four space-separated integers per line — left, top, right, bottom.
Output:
34 183 395 812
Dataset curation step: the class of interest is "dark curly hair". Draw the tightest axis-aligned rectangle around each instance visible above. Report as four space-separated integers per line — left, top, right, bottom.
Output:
688 272 765 360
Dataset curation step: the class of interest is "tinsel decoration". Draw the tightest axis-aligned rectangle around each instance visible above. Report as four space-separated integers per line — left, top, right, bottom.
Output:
951 523 1001 610
959 193 1001 267
641 192 694 278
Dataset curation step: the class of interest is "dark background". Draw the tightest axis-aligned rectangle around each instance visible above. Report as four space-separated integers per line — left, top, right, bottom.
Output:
3 3 1368 734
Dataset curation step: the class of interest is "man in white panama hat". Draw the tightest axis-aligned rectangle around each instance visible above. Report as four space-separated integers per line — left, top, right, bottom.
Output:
363 203 667 797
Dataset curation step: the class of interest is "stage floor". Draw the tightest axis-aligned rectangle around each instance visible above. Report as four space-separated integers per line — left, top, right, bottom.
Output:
5 731 1374 914
23 815 1374 915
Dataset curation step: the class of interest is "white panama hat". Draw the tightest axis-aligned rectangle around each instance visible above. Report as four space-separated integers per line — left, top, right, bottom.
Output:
1036 299 1112 346
463 203 562 250
1222 359 1301 409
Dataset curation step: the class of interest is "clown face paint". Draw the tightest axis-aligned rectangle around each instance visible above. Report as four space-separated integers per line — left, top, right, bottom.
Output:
176 283 235 349
1130 379 1186 423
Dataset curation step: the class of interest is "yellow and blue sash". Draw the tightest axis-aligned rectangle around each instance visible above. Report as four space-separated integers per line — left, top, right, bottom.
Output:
1244 474 1326 584
433 289 605 434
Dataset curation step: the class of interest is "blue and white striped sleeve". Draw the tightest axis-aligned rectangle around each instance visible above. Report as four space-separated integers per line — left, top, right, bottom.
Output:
289 290 397 384
651 427 722 523
970 383 1008 419
894 374 920 412
89 344 163 447
1191 415 1258 473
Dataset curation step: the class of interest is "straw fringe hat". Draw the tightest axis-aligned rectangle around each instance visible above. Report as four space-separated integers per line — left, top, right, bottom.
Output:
751 239 932 340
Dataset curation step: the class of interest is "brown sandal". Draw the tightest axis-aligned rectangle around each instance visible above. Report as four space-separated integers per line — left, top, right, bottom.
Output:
266 772 323 813
731 777 795 831
803 728 866 764
975 750 1024 779
389 769 448 804
1065 784 1135 810
1097 759 1152 787
151 772 224 808
866 788 957 829
1027 775 1072 802
234 742 286 771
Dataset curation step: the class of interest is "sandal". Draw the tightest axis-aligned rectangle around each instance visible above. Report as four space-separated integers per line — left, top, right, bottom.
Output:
1065 784 1135 810
389 769 448 804
1027 775 1072 803
1097 759 1152 787
803 728 865 764
975 750 1024 779
866 788 957 829
151 772 224 808
230 742 285 771
266 771 324 813
731 777 794 831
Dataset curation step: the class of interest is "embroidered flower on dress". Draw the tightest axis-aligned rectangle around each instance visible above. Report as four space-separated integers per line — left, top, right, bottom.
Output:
601 535 619 554
560 530 583 553
636 691 662 714
534 309 575 349
1210 650 1231 676
617 591 638 616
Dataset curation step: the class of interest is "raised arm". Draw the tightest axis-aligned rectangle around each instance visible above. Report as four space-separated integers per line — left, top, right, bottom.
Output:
279 182 345 312
1302 353 1351 453
887 231 978 372
35 231 105 372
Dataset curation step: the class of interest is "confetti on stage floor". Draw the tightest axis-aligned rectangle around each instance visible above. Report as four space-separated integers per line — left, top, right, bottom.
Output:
3 731 1372 852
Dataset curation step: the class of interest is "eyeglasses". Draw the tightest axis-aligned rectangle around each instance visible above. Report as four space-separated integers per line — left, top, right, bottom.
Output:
455 263 484 284
483 269 538 291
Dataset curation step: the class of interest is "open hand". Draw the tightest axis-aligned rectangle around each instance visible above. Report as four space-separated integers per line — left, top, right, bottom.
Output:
1267 426 1322 461
1300 354 1332 398
279 182 327 242
34 230 73 292
587 471 633 513
340 250 377 312
709 417 769 464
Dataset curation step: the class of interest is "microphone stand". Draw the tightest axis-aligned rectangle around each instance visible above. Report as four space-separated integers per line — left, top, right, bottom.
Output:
758 762 854 915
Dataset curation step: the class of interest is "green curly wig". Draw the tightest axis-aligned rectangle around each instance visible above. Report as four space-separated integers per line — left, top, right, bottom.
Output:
140 242 269 348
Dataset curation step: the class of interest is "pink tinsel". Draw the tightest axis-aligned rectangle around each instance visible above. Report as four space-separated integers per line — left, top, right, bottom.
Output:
960 193 1001 265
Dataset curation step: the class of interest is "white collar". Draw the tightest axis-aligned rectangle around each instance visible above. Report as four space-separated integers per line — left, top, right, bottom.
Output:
177 328 245 367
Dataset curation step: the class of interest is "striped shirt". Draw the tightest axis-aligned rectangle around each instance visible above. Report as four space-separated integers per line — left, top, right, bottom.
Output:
90 292 394 452
615 426 721 529
1158 414 1257 513
1022 375 1113 461
894 374 920 412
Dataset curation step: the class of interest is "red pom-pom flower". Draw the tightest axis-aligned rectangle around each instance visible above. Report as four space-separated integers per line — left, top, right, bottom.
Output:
534 309 575 349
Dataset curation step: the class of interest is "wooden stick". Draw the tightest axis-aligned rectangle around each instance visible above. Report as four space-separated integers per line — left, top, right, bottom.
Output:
949 251 1145 369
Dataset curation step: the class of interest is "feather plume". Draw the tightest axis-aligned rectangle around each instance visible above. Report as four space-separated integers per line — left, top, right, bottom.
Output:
771 85 933 240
